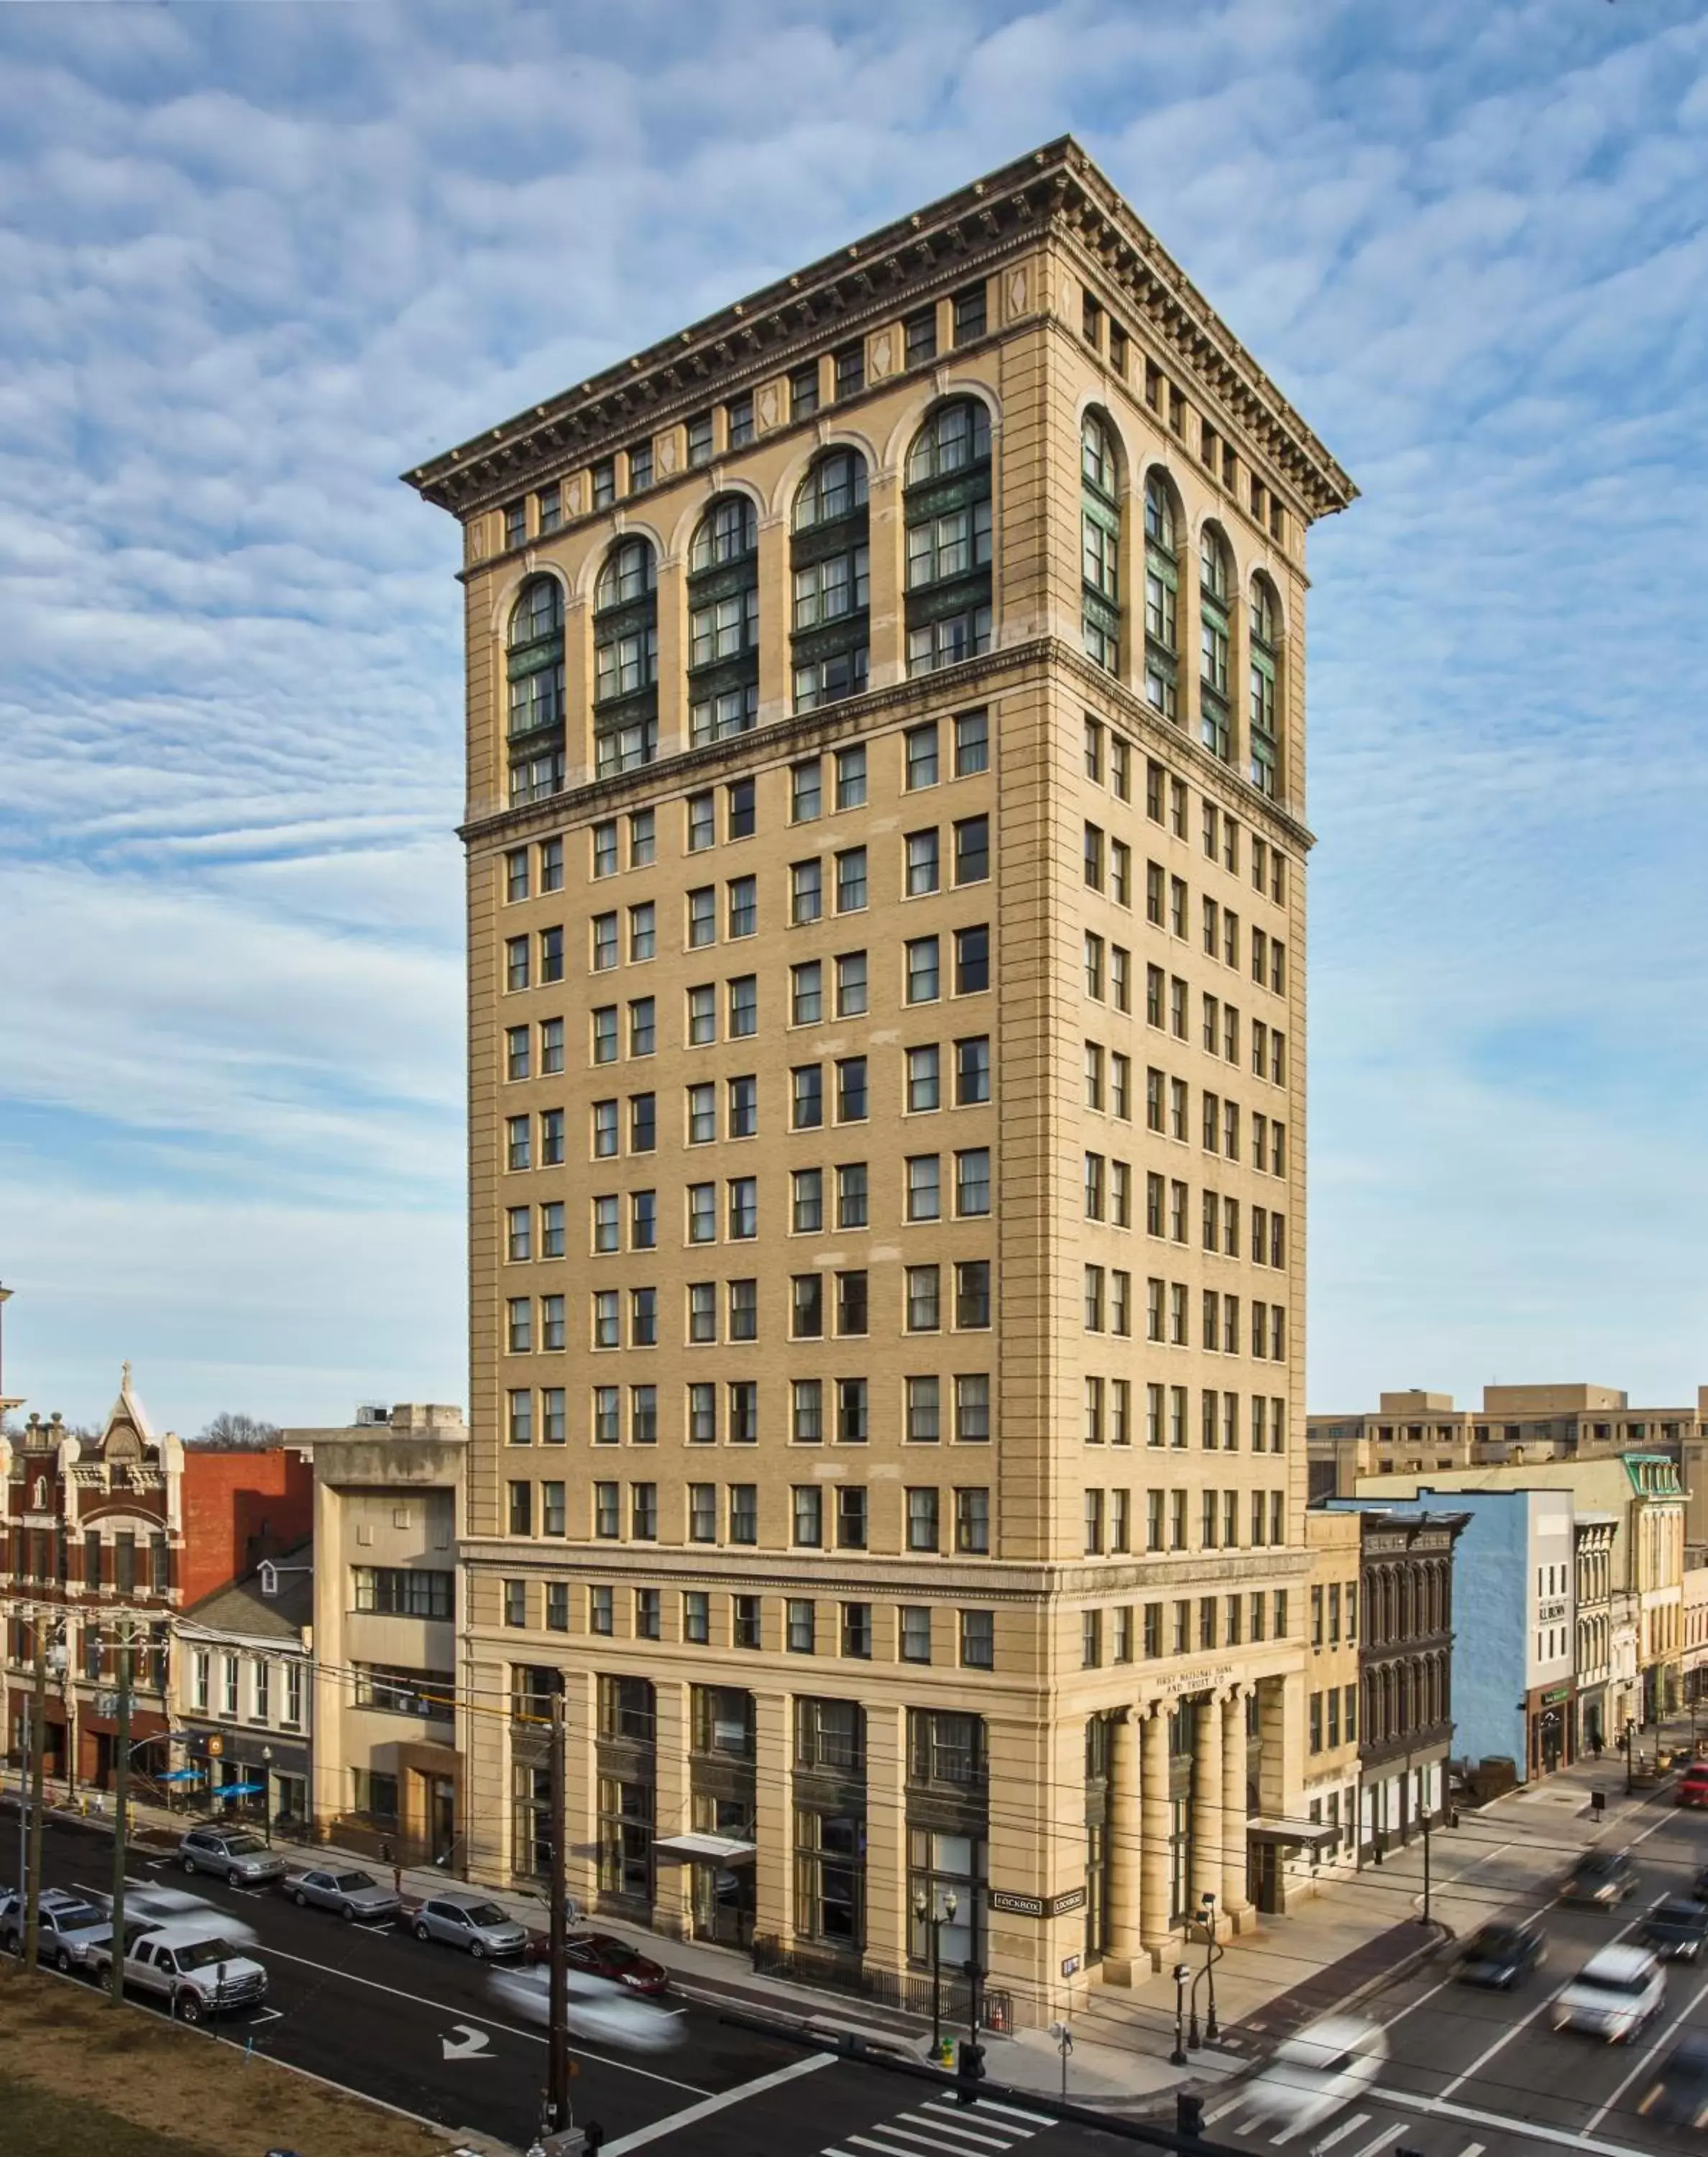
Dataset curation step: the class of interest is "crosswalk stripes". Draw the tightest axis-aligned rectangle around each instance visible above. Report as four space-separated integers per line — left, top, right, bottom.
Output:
822 2091 1057 2157
1202 2101 1502 2157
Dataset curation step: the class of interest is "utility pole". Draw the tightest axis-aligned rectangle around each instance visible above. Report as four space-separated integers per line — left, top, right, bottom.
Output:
23 1618 48 1971
545 1682 570 2136
109 1626 132 2008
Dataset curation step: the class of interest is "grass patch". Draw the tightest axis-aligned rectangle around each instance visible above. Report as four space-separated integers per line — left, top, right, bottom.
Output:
0 2070 208 2156
0 1970 448 2157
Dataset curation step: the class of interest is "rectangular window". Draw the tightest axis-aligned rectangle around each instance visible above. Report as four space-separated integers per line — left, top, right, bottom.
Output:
953 283 987 343
959 1608 994 1669
793 1379 823 1444
790 361 820 419
836 848 868 912
906 1264 940 1332
906 307 938 366
835 341 865 398
837 1057 868 1122
955 709 989 776
835 745 867 809
791 858 823 925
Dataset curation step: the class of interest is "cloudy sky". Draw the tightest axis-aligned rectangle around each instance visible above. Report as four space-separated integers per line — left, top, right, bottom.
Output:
1 0 1704 1432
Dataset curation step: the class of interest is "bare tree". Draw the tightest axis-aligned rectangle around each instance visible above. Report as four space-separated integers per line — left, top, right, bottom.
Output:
193 1410 282 1450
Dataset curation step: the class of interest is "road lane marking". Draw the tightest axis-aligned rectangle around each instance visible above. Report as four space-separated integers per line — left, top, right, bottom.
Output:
917 2102 1027 2143
848 2138 940 2156
600 2049 836 2154
1309 2112 1371 2153
441 2023 492 2061
1204 2096 1245 2126
1457 2143 1484 2157
1369 2082 1656 2157
242 1941 706 2093
972 2097 1055 2125
1582 1962 1708 2133
1346 2128 1404 2157
864 2123 991 2151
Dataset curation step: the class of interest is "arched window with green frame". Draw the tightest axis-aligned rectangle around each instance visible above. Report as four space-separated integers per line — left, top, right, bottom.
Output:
505 575 565 806
687 495 760 746
1142 472 1180 723
904 398 993 677
791 449 870 713
1080 411 1121 673
593 536 659 777
1198 523 1232 763
1249 574 1280 798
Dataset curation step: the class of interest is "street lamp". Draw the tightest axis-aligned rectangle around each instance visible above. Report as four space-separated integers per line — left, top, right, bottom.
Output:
1188 1891 1221 2047
912 1885 956 2060
260 1745 274 1846
1170 1962 1191 2066
1624 1717 1638 1796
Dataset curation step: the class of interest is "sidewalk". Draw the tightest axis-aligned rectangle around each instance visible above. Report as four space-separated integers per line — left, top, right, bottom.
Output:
13 1733 1691 2110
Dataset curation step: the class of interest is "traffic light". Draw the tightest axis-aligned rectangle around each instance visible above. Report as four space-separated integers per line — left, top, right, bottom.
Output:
1177 2092 1205 2139
955 2038 986 2106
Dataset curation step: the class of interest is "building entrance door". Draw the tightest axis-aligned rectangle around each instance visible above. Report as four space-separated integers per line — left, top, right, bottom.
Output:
428 1775 456 1864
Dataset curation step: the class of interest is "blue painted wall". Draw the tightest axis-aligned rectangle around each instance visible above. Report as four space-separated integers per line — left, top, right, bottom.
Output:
1326 1493 1530 1773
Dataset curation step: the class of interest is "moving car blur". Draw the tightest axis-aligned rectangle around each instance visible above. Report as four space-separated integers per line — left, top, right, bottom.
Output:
489 1961 683 2053
1236 2016 1387 2135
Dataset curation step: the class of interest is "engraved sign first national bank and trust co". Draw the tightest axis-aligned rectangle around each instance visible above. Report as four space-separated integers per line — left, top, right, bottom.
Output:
990 1887 1088 1920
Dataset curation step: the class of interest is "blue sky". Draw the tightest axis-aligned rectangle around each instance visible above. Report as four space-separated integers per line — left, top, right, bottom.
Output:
1 0 1705 1432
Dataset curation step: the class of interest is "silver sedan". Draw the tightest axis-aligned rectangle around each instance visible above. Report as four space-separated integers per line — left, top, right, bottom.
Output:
281 1867 402 1922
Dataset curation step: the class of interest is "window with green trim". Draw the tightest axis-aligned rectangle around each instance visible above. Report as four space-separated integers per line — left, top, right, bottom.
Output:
791 449 870 713
1198 526 1231 763
594 538 658 778
1081 413 1121 674
1143 473 1180 723
506 577 565 806
688 496 760 747
905 400 993 678
1249 577 1279 797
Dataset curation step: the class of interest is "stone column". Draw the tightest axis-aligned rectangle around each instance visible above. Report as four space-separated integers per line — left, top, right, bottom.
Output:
1104 1710 1142 1982
1139 1705 1172 1961
1190 1698 1222 1913
863 1703 907 1976
1221 1689 1253 1926
752 1690 793 1946
651 1679 692 1941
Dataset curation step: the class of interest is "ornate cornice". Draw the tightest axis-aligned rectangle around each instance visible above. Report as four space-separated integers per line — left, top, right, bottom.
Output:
405 137 1354 526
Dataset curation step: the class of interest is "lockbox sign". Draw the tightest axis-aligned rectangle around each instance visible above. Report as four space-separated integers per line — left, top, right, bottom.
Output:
991 1886 1087 1920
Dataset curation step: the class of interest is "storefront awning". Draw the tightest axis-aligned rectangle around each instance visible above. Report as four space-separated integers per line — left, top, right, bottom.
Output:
651 1833 757 1867
215 1781 267 1798
1246 1816 1340 1849
155 1768 201 1782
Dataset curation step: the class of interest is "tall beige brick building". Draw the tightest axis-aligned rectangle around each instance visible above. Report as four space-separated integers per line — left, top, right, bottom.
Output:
407 137 1354 2025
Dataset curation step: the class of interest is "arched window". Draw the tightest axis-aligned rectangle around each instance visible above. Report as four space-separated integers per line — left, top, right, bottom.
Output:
506 576 565 806
1249 576 1280 798
1198 526 1231 763
1080 413 1120 672
687 496 759 746
593 538 658 777
791 449 869 713
905 399 993 677
1142 474 1180 721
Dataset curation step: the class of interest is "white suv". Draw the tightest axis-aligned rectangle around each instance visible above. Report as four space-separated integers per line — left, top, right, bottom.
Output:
1554 1943 1665 2042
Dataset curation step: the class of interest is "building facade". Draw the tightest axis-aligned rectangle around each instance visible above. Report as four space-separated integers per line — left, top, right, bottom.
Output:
1355 1511 1466 1857
1574 1513 1617 1754
408 139 1354 2019
1301 1511 1361 1878
173 1546 313 1831
286 1405 467 1866
1 1372 180 1790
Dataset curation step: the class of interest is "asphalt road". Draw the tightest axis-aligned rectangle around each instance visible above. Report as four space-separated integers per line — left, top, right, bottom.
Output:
22 1811 1129 2156
1204 1787 1708 2157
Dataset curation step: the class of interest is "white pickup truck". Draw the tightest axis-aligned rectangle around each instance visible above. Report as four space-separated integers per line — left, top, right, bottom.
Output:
92 1928 268 2021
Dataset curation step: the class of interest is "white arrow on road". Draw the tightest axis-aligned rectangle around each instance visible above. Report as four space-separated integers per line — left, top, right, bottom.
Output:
442 2024 493 2061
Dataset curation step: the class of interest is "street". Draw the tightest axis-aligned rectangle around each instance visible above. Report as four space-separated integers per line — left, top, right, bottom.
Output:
23 1811 1128 2155
1206 1785 1708 2157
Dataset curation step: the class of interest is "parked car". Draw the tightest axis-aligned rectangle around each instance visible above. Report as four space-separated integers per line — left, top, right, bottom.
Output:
0 1888 110 1971
411 1893 529 1959
1454 1920 1546 1989
177 1826 287 1887
91 1928 267 2022
1642 1896 1708 1962
69 1915 155 1976
1237 2017 1388 2136
1553 1943 1665 2042
490 1962 681 2053
1561 1849 1638 1908
280 1867 401 1922
563 1932 669 1997
1638 2034 1708 2128
1676 1765 1708 1810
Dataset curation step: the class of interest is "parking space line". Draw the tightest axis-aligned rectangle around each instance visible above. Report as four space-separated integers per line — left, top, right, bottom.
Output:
600 2050 835 2153
1310 2111 1371 2153
244 1941 707 2093
1346 2128 1403 2157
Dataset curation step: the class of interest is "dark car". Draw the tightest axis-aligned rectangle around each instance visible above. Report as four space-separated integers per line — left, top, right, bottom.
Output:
1562 1849 1638 1908
1691 1864 1708 1905
1638 2035 1708 2128
563 1932 669 1997
1454 1920 1546 1989
1642 1896 1708 1962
